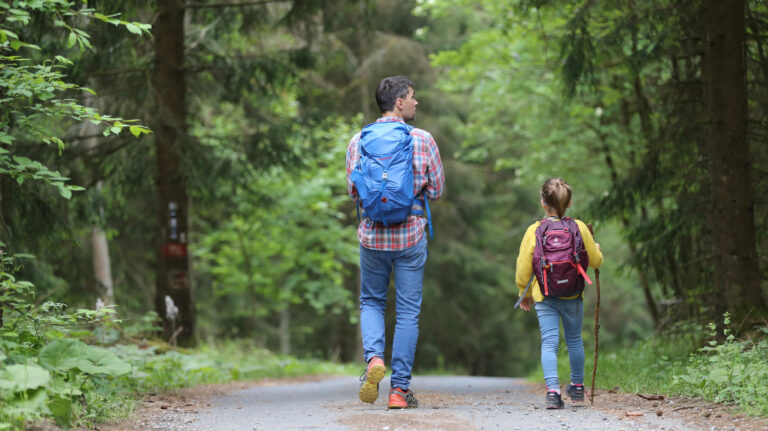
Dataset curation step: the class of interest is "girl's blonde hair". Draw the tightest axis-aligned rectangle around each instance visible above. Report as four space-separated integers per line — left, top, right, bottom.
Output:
541 178 572 218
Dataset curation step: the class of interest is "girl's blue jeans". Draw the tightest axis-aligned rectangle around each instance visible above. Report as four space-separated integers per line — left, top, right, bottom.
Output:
534 297 585 391
359 236 427 391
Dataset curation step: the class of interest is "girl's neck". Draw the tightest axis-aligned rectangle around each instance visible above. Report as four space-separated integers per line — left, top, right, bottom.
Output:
544 210 564 218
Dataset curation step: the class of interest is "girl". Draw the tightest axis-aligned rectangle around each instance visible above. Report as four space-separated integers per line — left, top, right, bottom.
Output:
517 178 603 409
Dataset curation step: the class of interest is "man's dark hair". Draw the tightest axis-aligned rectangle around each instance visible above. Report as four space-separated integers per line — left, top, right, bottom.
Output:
375 76 415 113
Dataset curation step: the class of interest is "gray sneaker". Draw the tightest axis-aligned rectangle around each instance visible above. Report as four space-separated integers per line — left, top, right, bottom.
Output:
565 384 585 402
546 391 564 409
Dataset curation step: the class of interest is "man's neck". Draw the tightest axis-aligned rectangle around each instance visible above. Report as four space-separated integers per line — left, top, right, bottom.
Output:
381 111 403 120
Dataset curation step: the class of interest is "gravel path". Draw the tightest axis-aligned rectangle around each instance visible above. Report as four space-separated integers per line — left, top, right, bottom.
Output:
141 375 701 431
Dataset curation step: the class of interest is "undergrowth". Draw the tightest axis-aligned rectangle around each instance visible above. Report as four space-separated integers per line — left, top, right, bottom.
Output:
529 314 768 417
0 253 355 430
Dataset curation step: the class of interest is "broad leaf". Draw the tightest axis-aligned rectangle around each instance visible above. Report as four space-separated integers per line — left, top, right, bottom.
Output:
76 346 130 377
709 368 729 385
48 394 73 429
39 338 86 372
0 363 50 391
6 388 48 415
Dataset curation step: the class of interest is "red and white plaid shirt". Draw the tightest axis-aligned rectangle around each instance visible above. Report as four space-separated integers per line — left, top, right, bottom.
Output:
346 116 445 250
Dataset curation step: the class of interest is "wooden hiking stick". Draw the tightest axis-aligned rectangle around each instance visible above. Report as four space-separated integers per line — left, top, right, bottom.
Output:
588 223 600 405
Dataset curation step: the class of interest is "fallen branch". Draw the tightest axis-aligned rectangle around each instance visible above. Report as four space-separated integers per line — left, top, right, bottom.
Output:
672 405 704 412
637 393 665 401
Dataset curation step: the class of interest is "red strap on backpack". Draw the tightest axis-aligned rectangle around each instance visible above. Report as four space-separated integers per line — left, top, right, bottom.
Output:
575 263 593 285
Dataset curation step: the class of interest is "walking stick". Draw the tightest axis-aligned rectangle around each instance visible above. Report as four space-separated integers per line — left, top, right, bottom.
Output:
588 223 600 405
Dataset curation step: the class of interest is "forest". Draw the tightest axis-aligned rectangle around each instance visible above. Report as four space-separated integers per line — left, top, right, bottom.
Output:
1 0 767 428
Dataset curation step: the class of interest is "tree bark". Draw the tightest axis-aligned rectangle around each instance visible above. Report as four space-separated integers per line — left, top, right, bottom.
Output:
153 0 195 346
702 0 767 321
81 91 115 305
279 305 290 355
91 222 114 304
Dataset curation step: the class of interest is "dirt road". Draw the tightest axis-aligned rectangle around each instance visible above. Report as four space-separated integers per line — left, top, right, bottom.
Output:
111 375 767 431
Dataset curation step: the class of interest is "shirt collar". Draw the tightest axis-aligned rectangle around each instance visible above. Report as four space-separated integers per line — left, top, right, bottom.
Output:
376 116 404 123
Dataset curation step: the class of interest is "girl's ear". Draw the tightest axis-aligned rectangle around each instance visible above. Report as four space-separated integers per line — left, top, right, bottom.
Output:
567 200 572 209
540 199 547 209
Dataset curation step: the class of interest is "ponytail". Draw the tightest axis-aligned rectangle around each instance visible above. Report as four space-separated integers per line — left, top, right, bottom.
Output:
541 178 572 218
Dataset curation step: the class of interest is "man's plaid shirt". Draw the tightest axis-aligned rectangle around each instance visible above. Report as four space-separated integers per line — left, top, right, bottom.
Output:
346 116 445 250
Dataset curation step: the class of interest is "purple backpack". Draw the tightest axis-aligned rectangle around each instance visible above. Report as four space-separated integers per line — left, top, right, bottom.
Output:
532 217 592 297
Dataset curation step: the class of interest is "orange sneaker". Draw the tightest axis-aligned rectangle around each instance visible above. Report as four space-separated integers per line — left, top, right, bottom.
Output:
358 356 386 403
388 388 418 409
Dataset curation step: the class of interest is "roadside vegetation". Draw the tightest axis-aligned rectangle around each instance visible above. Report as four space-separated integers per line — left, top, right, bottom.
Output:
0 269 355 429
532 315 768 417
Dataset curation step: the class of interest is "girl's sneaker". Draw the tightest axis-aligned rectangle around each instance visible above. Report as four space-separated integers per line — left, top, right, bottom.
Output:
545 390 565 409
565 384 585 403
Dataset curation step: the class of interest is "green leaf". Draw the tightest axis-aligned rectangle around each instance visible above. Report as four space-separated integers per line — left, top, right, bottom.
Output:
56 183 72 200
129 125 142 137
39 338 86 372
66 32 77 48
126 23 142 35
709 368 729 385
54 55 73 65
0 364 50 391
48 395 73 429
76 346 131 377
1 28 18 40
6 388 48 415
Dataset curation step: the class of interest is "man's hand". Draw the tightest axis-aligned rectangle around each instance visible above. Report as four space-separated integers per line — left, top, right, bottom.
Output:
520 297 532 311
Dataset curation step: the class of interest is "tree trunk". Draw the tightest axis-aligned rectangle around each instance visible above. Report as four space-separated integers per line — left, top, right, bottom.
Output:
81 91 114 305
279 305 291 355
91 222 114 304
153 0 194 346
702 0 767 321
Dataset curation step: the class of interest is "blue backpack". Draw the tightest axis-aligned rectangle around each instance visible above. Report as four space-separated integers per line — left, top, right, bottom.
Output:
350 121 433 237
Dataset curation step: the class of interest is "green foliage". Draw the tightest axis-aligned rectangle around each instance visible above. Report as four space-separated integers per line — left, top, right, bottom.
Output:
539 315 768 417
673 315 768 415
1 256 355 428
0 0 151 200
194 117 357 321
0 256 131 428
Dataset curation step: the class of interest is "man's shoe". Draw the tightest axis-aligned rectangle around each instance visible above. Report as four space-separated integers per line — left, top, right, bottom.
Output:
545 390 565 409
358 357 386 403
565 383 585 403
388 388 418 409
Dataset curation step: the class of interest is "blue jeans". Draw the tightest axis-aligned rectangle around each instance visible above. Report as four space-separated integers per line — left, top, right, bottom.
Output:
359 236 428 391
535 297 585 391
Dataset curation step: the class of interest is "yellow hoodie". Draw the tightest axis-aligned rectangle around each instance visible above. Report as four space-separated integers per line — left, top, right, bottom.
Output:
516 218 603 302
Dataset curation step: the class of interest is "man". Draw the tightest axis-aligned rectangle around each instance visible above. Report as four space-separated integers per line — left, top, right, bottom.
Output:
345 76 445 409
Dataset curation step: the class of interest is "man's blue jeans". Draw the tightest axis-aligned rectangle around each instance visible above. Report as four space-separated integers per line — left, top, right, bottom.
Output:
359 236 427 391
534 297 585 391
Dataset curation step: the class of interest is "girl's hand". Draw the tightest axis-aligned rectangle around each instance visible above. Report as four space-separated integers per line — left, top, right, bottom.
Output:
595 242 602 252
520 297 532 311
